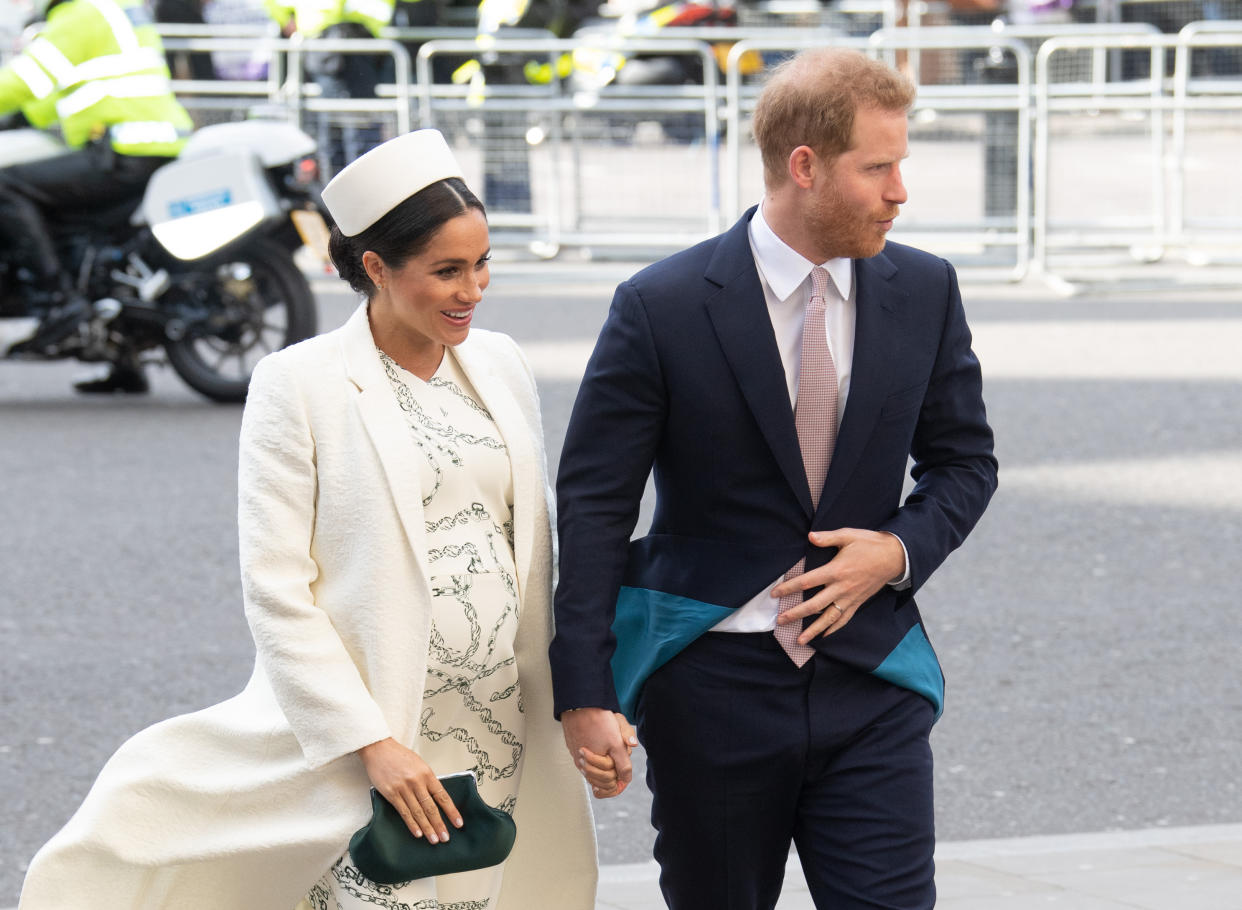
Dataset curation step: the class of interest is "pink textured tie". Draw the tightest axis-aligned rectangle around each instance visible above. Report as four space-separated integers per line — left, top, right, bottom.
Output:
774 266 840 666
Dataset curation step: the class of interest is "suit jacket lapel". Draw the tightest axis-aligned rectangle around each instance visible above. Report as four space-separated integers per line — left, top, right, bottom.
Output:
703 210 813 517
338 304 432 580
453 337 539 606
816 252 904 519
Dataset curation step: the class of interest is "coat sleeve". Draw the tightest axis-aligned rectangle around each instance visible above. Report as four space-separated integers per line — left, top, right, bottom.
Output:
549 280 668 716
237 354 391 769
877 258 998 591
0 58 37 118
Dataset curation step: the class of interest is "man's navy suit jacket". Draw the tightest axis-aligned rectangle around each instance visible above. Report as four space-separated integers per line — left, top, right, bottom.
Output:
550 208 998 720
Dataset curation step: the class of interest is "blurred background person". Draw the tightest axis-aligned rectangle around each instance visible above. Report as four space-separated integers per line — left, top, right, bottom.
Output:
204 0 279 81
266 0 396 175
154 0 217 80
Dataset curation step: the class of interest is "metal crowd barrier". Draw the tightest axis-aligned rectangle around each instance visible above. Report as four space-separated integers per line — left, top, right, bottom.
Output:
1033 33 1169 273
939 21 1162 87
414 36 723 253
738 0 900 32
150 23 1242 280
719 32 1032 280
153 24 282 116
160 30 412 142
1171 23 1242 260
872 29 1034 279
1034 27 1242 274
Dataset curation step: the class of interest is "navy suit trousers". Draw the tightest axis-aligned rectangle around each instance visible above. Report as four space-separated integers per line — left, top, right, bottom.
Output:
636 632 936 910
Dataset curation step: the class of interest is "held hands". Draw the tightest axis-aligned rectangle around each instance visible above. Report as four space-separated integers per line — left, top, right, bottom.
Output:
771 528 906 645
357 737 463 845
560 708 638 800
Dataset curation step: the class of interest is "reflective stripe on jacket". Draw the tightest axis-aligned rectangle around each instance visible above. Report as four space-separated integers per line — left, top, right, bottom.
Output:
0 0 192 157
264 0 396 38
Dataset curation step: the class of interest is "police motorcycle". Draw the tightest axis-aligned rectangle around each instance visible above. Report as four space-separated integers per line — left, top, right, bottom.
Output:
0 118 329 403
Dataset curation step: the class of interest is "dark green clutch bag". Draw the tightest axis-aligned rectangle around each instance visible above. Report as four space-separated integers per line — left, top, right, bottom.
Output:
348 772 517 885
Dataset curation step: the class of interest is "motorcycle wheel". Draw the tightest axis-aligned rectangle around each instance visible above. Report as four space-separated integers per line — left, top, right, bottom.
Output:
164 236 317 403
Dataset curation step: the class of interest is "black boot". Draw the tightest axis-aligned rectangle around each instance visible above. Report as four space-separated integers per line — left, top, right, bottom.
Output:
8 293 91 355
73 361 149 395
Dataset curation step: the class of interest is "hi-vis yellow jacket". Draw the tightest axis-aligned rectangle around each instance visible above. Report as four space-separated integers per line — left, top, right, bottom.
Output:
0 0 193 157
265 0 396 38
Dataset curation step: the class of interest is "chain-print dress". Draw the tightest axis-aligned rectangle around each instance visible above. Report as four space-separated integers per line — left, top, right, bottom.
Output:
304 347 524 910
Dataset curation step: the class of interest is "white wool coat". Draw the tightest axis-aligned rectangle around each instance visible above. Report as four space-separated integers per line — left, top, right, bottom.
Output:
19 304 598 910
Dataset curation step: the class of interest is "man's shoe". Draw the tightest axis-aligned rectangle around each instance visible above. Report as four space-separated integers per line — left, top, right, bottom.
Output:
8 296 91 355
73 364 150 395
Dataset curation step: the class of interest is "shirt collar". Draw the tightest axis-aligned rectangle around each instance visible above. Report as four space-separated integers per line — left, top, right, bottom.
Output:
749 203 853 303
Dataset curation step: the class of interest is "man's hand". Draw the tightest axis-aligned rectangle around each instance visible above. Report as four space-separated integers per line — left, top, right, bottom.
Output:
771 528 906 644
560 708 637 799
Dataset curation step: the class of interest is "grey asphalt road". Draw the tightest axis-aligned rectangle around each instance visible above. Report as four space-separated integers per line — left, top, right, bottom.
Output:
2 265 1240 904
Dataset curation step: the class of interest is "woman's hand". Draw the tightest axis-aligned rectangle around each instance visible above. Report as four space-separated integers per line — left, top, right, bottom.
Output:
357 738 462 844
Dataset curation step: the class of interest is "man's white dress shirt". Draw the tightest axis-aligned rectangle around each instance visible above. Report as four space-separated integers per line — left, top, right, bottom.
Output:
711 203 909 633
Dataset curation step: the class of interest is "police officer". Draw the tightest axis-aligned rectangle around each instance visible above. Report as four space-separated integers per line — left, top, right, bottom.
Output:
462 0 593 215
0 0 194 394
266 0 397 175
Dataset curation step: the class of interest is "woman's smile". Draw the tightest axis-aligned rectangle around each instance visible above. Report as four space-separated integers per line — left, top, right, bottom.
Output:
366 208 491 378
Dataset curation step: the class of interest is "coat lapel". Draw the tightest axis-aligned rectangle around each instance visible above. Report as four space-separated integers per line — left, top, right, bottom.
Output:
816 251 904 519
338 304 431 580
338 305 539 605
704 210 814 517
452 336 539 606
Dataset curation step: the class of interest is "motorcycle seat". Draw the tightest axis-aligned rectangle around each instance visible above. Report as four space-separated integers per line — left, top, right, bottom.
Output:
46 194 143 231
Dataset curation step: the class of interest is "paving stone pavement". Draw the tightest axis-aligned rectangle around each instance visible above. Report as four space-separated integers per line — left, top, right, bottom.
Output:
5 268 1240 909
594 824 1242 909
5 825 1241 910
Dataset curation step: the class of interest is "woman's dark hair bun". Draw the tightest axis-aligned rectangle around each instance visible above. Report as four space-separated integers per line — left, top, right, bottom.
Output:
328 228 371 296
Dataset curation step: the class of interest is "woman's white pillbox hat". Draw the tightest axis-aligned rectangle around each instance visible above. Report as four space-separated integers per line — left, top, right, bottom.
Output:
320 129 464 237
